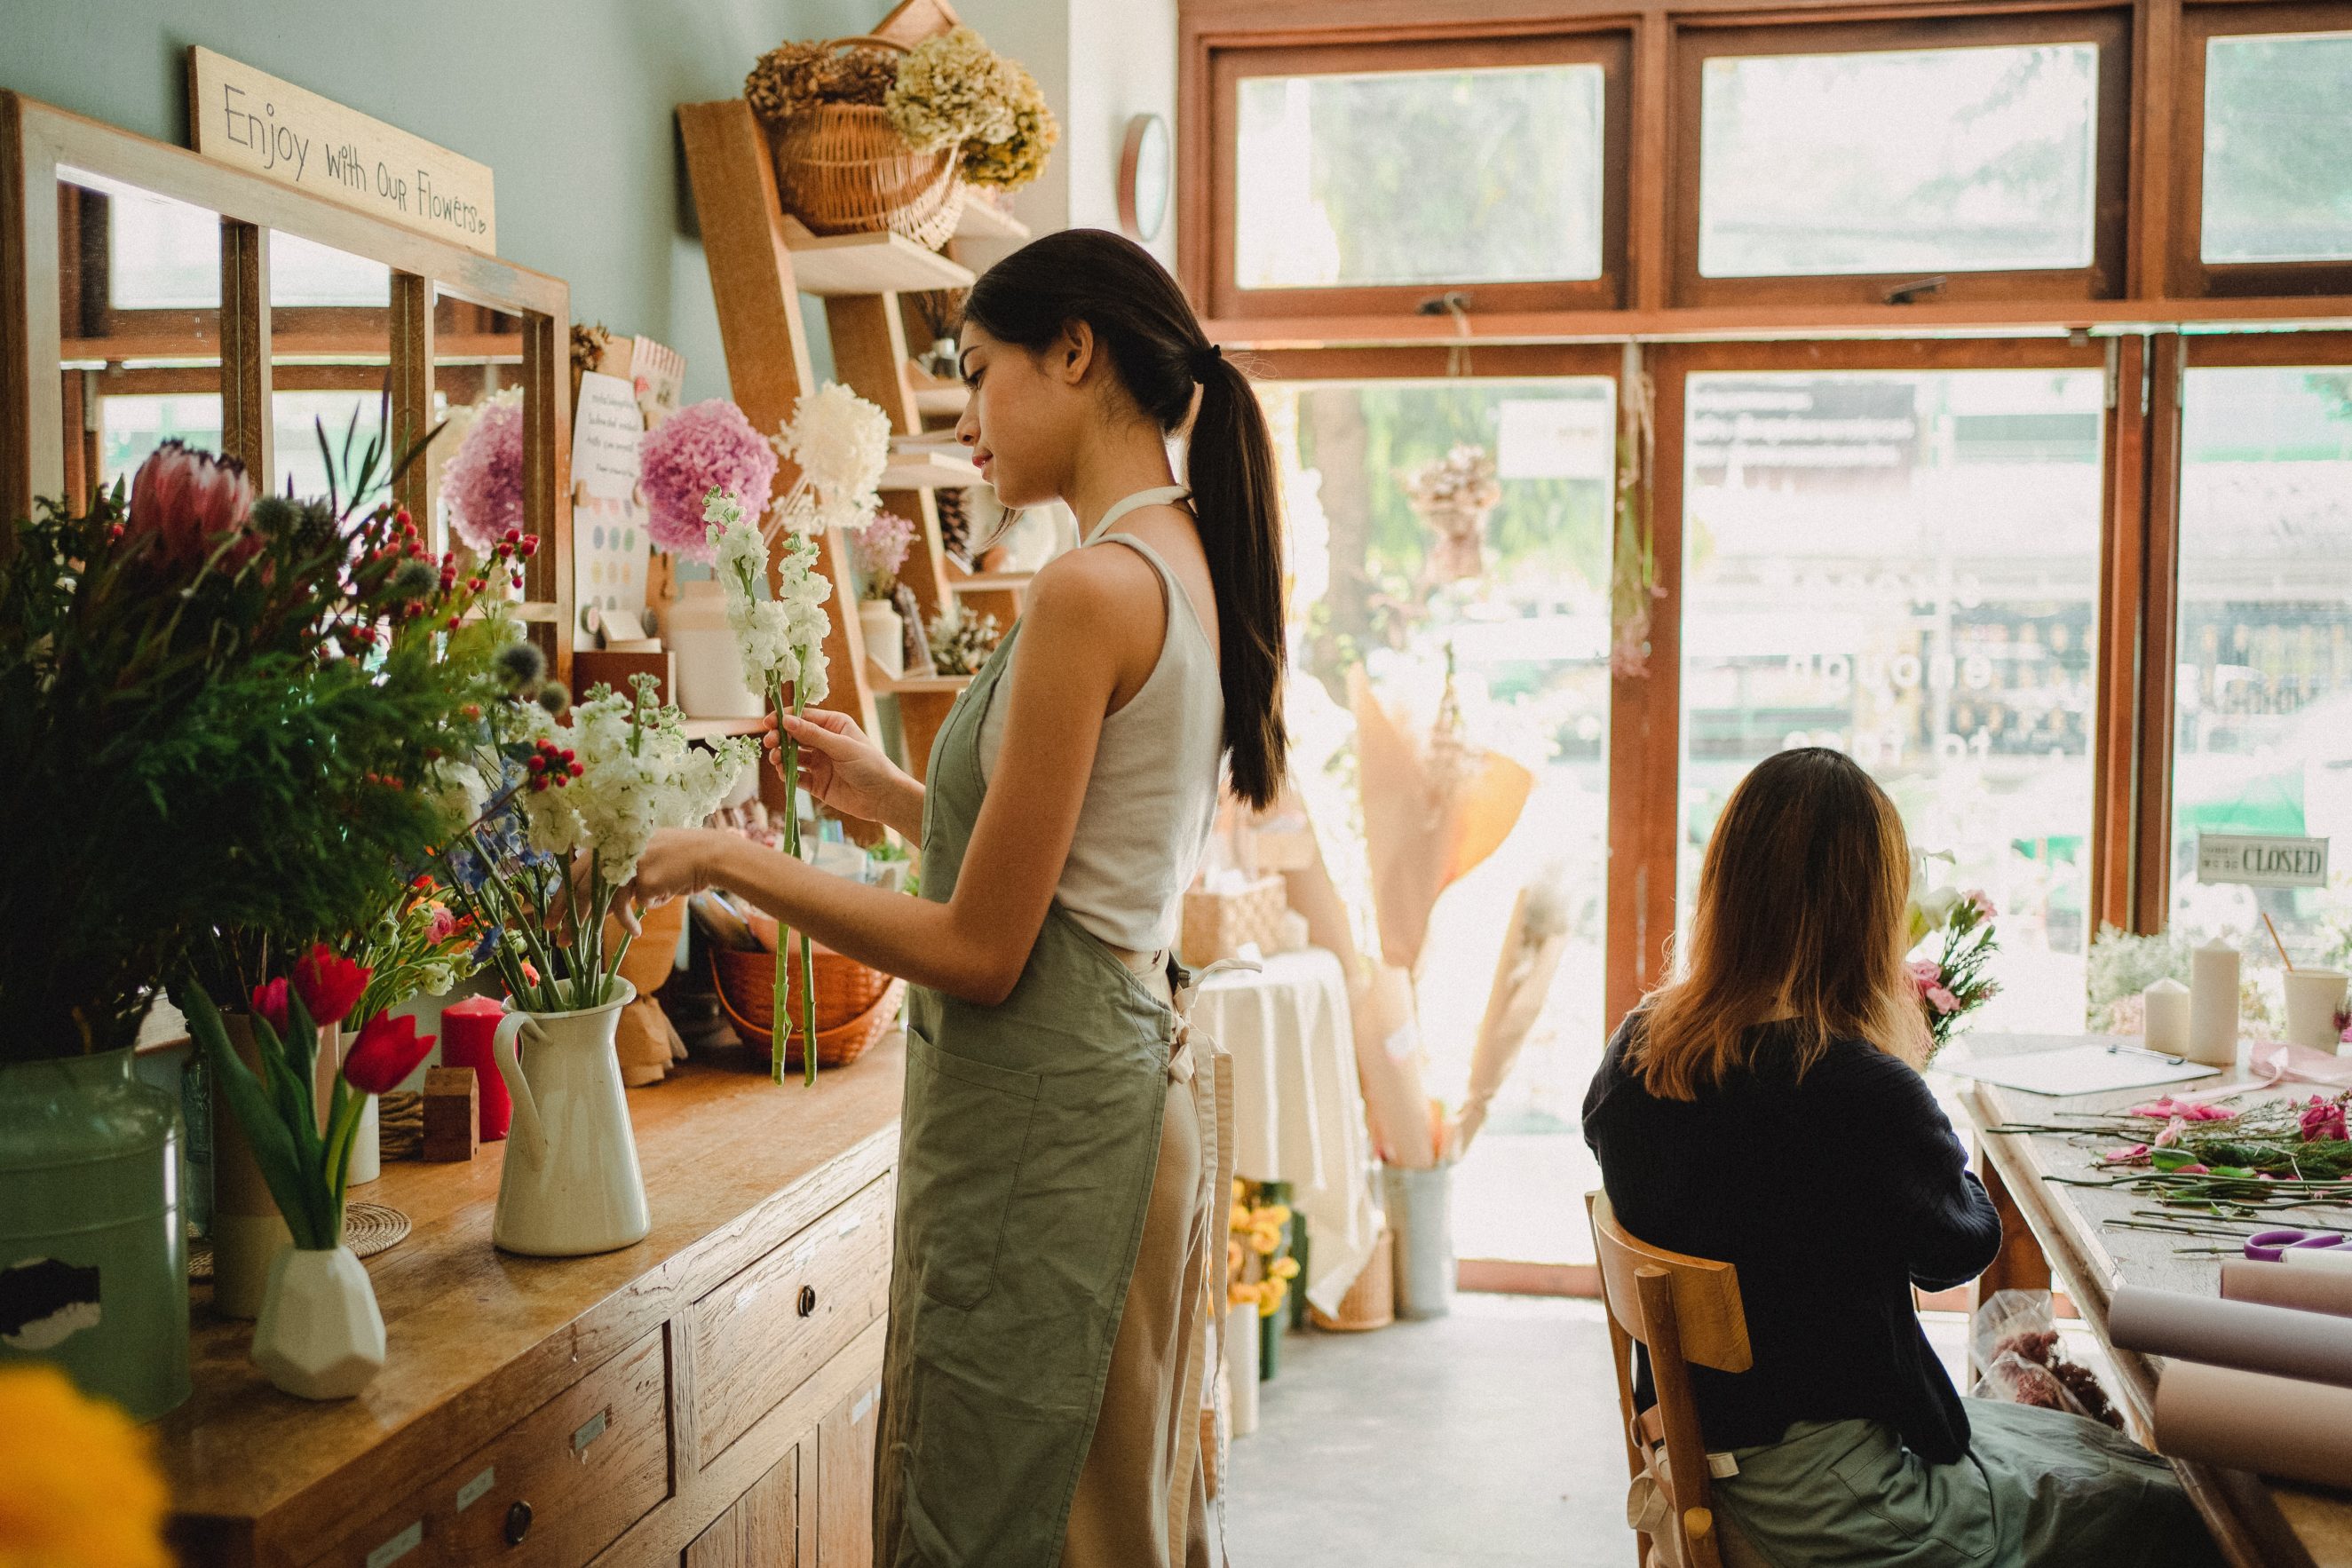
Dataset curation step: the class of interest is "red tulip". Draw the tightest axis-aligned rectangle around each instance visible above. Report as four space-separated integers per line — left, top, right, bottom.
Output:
250 978 290 1037
292 943 369 1027
341 1013 435 1096
125 440 254 569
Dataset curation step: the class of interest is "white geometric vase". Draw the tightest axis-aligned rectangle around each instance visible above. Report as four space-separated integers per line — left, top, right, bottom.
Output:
251 1245 386 1399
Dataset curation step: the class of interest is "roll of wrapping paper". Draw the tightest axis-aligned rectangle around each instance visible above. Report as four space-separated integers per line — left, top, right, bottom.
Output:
2155 1360 2352 1489
2221 1260 2352 1319
2110 1283 2352 1388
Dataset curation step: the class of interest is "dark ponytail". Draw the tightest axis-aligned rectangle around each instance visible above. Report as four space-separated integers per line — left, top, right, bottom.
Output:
962 229 1287 808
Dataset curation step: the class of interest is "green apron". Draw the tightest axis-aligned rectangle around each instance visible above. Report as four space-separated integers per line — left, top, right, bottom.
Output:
873 618 1191 1567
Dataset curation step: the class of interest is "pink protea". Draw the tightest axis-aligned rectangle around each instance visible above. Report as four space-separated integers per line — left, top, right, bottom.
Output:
640 400 777 563
443 393 526 553
126 440 253 569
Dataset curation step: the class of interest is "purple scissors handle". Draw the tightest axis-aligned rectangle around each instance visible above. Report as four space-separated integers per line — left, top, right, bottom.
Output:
2245 1229 2349 1263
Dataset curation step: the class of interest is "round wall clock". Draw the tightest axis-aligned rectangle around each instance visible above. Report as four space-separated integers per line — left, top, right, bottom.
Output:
1118 113 1170 244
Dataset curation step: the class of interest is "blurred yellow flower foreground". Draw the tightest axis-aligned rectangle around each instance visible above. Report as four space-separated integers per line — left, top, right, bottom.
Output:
0 1366 170 1568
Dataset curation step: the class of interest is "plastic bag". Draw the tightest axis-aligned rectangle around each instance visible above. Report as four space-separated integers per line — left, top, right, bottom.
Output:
1968 1288 2125 1429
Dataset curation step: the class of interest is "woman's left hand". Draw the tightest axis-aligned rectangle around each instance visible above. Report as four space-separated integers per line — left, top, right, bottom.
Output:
613 828 725 934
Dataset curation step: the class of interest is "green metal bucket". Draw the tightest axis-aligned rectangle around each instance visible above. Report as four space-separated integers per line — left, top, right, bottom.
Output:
0 1048 190 1419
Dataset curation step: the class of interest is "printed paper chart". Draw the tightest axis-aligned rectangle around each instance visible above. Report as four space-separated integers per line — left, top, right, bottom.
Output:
571 369 650 650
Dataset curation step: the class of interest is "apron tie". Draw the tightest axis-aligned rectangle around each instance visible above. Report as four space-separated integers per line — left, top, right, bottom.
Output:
1165 955 1257 1084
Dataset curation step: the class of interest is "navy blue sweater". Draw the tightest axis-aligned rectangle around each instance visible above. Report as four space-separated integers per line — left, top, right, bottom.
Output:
1582 1018 2002 1464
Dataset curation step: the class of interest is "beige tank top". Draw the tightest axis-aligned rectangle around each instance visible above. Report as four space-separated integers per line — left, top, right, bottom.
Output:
978 485 1224 954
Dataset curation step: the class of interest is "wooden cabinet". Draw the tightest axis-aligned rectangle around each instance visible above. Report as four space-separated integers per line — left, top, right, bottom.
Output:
158 1045 905 1568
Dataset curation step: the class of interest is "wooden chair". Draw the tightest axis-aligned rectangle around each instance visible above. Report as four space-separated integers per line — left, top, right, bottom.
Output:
1588 1190 1755 1568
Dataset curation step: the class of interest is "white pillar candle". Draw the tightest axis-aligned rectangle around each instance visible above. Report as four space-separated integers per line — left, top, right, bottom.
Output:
2143 977 2191 1056
2189 938 2243 1068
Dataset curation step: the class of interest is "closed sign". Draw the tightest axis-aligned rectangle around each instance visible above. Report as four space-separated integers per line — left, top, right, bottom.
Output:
2196 833 2330 889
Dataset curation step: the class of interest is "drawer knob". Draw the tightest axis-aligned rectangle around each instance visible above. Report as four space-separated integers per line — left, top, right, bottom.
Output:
504 1500 534 1547
798 1285 818 1318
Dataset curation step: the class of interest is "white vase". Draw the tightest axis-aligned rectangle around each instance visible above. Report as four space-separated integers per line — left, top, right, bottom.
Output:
859 599 906 679
1225 1304 1260 1437
668 579 764 718
251 1245 386 1400
491 981 651 1256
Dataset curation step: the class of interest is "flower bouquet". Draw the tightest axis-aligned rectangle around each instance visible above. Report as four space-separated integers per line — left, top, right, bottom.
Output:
1908 872 2000 1060
1402 443 1503 582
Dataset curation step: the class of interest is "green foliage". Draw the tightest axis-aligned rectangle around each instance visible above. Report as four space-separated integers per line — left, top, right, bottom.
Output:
0 416 508 1060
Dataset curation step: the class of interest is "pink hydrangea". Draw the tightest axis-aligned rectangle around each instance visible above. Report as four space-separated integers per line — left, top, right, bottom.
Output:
442 394 525 553
640 400 777 563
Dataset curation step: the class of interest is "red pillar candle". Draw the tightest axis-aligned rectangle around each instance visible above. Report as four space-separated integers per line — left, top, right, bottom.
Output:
439 994 513 1141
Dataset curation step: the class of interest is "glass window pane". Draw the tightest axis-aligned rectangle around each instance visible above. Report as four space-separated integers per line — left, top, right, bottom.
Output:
1270 376 1613 1263
269 230 391 306
1680 369 2105 1032
62 165 221 310
1235 65 1604 290
2172 368 2352 1011
1698 44 2100 278
2200 32 2352 265
101 393 226 486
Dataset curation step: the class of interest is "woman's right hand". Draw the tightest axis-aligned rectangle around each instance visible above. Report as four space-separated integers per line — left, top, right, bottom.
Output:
765 708 914 828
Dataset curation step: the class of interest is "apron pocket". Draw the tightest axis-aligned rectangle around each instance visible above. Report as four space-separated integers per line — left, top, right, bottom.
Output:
900 1024 1044 1311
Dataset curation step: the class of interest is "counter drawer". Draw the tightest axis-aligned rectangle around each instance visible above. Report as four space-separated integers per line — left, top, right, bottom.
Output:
312 1328 669 1568
693 1174 894 1469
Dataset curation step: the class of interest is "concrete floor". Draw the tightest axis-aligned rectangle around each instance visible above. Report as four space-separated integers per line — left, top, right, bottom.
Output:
1224 1295 1982 1565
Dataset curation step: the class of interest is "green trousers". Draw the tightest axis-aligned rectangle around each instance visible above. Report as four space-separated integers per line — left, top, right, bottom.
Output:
1713 1400 2226 1568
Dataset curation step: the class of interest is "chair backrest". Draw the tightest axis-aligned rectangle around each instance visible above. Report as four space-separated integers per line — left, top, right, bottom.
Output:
1589 1189 1752 1374
1588 1190 1755 1568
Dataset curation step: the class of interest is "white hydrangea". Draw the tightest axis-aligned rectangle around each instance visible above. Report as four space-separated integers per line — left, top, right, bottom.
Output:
517 679 758 886
770 382 889 533
707 488 832 709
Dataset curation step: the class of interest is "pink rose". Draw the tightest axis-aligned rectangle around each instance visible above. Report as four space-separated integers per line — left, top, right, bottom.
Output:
2103 1143 2150 1165
426 902 457 942
1965 891 1996 922
2152 1116 2187 1148
1910 959 1942 995
2301 1098 2348 1144
1926 985 1960 1016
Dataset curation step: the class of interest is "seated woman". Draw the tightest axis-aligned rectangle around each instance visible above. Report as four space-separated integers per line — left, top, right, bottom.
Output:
1583 747 2221 1568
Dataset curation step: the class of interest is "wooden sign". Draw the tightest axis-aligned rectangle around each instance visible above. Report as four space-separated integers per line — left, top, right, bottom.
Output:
2197 832 2330 889
186 47 496 252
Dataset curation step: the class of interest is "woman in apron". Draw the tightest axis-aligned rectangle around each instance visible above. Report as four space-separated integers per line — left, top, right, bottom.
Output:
622 228 1287 1567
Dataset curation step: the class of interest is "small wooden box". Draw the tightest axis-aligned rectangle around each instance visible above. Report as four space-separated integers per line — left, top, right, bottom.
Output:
573 647 675 706
1180 875 1288 969
422 1066 479 1162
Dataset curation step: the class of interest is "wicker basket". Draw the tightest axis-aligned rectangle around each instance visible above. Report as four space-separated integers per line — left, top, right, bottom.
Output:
711 939 904 1069
1180 875 1289 969
764 36 965 249
1307 1228 1395 1332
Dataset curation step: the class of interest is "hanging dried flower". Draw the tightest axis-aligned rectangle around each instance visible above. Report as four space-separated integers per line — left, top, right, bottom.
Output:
887 27 1017 153
961 67 1057 192
1402 443 1502 582
851 511 917 599
770 382 890 533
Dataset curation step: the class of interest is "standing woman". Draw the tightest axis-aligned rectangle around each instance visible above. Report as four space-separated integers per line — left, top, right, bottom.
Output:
621 228 1285 1566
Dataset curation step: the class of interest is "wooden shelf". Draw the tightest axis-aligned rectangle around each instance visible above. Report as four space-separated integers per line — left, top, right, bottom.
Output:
679 715 767 740
912 384 968 418
953 197 1030 241
950 571 1033 591
780 216 976 297
879 450 982 489
873 673 972 696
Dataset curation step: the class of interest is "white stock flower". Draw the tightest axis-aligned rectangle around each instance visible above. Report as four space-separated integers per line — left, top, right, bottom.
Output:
709 487 832 706
518 679 757 887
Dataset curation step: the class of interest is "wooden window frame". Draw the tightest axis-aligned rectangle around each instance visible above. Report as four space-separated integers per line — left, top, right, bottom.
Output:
1669 9 2134 309
1200 27 1633 323
2170 3 2352 299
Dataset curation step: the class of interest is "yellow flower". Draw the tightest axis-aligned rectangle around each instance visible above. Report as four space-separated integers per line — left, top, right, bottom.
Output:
1270 1256 1301 1281
1262 1204 1293 1227
1250 1227 1281 1255
0 1366 170 1568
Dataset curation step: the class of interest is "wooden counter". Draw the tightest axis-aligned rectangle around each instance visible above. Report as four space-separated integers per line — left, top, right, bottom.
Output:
1965 1065 2352 1568
162 1037 906 1568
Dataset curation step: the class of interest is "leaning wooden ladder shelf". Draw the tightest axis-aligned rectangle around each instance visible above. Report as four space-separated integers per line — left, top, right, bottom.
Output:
677 4 1032 798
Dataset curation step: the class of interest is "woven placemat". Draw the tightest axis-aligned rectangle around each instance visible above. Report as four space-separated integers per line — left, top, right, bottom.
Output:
188 1201 412 1280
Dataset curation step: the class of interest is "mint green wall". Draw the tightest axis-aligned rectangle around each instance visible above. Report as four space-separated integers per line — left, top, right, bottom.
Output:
6 0 885 398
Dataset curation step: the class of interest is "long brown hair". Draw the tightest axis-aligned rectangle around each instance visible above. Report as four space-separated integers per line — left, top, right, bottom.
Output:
1628 747 1928 1099
961 229 1287 808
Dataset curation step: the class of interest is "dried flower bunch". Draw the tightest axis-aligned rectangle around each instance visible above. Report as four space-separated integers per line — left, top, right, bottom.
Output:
927 601 1002 677
851 511 917 600
745 39 899 121
1403 443 1503 513
747 27 1057 194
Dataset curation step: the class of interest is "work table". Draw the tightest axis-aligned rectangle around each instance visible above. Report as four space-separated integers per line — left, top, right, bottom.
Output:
162 1037 907 1568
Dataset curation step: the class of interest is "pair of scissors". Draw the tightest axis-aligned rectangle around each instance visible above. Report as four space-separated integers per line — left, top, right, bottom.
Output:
2245 1229 2349 1262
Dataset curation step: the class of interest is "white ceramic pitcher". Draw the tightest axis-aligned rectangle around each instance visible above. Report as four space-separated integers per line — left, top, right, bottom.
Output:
490 980 652 1256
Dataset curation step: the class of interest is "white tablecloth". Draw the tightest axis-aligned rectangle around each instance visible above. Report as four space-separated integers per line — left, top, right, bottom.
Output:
1193 947 1379 1315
